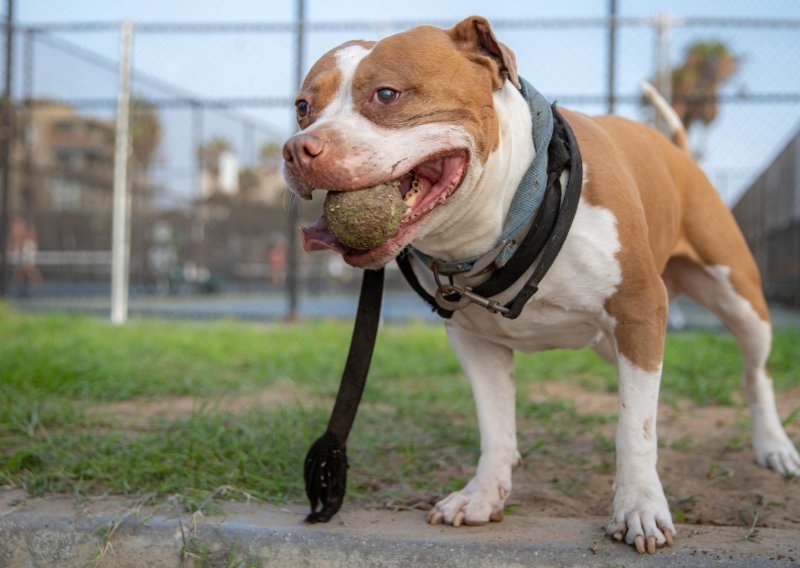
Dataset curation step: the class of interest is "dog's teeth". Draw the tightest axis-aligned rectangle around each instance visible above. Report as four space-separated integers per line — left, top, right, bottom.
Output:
403 186 421 207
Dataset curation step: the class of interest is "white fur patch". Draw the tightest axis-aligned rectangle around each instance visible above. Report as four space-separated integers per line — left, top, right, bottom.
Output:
323 44 371 118
607 355 674 545
446 191 623 354
426 325 519 525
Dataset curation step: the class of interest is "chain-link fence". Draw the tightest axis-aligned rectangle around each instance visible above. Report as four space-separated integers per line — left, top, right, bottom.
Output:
1 6 799 319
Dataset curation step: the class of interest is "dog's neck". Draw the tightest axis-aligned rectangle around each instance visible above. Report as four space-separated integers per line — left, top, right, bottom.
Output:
409 81 536 263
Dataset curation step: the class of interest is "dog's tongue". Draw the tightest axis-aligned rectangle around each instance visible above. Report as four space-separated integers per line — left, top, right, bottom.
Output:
301 216 349 254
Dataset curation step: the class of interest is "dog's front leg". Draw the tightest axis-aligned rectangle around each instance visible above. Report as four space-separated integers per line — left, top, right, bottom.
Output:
427 324 519 527
605 331 676 553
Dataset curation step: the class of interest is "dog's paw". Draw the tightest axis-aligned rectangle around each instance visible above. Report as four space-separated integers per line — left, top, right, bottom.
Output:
426 478 510 527
754 433 800 477
606 482 676 554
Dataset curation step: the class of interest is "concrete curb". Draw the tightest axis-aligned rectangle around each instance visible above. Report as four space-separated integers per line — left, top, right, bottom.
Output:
1 494 799 567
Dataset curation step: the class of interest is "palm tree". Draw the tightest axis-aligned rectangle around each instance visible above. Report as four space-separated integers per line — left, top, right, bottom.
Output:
671 40 739 132
198 137 232 178
130 98 162 178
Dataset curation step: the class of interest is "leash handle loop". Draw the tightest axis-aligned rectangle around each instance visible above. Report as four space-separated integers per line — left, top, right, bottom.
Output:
304 267 385 523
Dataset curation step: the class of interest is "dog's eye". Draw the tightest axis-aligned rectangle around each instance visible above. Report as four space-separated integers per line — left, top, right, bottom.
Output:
295 99 310 118
375 88 400 104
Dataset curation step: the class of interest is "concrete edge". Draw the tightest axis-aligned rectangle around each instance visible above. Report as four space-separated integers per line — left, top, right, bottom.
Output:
1 500 799 567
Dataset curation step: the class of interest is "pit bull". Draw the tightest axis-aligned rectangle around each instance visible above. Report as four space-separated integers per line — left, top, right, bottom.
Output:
282 15 800 554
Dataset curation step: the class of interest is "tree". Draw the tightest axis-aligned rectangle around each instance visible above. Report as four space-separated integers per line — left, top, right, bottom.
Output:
198 137 232 177
130 98 162 177
671 40 739 132
259 141 282 161
238 167 261 200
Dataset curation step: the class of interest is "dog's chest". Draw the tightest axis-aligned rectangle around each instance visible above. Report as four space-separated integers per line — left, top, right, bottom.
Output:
449 301 607 352
445 199 623 353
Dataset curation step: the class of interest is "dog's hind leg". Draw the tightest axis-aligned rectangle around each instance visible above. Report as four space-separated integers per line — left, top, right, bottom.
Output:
426 325 518 527
663 255 800 475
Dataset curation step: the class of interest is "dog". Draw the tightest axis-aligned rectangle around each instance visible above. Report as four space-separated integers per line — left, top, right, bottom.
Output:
282 16 800 554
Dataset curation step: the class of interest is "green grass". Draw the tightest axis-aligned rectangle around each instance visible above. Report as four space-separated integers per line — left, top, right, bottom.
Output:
0 302 798 509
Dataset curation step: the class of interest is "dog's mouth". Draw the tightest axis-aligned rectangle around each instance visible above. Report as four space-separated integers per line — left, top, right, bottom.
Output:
301 149 469 267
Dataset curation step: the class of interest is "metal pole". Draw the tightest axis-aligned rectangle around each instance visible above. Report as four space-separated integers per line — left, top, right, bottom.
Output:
22 27 32 223
190 101 203 272
110 21 133 325
248 122 256 165
242 120 254 165
0 0 14 297
286 0 305 320
653 13 673 135
191 101 203 196
606 0 617 114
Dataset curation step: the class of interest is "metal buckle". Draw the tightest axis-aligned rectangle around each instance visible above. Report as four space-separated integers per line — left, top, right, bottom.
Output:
432 265 510 315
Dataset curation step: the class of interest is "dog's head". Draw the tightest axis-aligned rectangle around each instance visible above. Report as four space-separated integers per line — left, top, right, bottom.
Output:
283 16 520 269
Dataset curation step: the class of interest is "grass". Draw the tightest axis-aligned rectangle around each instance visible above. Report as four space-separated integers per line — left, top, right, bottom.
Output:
0 302 798 509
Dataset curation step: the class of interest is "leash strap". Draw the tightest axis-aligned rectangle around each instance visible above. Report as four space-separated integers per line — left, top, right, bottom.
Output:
303 267 385 523
396 248 454 319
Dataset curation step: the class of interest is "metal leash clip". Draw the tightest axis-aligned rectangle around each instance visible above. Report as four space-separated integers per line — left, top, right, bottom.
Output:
432 264 510 315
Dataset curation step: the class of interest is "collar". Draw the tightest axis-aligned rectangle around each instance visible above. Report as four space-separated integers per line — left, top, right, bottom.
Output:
396 95 583 320
408 77 554 276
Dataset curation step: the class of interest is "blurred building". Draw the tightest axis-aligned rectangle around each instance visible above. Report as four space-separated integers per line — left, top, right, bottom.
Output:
29 103 115 213
191 143 308 288
198 142 286 204
13 103 157 281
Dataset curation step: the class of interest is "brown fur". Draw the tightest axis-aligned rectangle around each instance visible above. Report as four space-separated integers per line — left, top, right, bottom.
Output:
295 24 512 164
562 108 769 370
292 19 769 370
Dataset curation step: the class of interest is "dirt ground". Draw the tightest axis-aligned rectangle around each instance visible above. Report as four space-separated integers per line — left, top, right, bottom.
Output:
95 381 800 533
406 382 800 532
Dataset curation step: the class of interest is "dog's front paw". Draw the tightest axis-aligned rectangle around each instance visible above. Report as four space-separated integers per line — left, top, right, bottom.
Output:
606 481 676 554
426 477 510 527
754 432 800 477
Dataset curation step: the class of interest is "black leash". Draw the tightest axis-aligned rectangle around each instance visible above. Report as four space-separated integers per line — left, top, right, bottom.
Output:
303 107 582 523
397 105 582 319
303 267 384 523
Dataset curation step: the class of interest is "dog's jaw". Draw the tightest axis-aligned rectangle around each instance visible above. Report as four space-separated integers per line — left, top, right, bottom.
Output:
284 42 483 268
300 149 474 269
409 80 535 262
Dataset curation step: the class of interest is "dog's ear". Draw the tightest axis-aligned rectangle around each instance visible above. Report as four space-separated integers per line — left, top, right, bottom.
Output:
448 16 520 90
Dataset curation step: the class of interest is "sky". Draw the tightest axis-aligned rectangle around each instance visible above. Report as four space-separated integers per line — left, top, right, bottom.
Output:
17 0 800 23
12 0 800 205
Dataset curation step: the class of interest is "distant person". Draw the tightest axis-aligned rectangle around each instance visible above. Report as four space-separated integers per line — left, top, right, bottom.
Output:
268 243 287 286
7 215 43 296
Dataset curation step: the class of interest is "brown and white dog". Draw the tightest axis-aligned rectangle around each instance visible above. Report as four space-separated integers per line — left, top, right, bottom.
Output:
283 16 799 554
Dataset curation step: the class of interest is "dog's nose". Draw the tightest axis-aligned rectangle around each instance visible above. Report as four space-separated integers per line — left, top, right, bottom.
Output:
283 133 324 172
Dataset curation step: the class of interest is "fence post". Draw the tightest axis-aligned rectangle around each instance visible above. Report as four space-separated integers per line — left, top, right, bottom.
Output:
606 0 617 114
286 0 305 321
0 0 14 298
22 27 33 224
652 13 673 135
110 20 133 325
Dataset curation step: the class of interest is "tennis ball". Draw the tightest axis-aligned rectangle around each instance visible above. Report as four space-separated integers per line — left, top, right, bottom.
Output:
324 180 407 250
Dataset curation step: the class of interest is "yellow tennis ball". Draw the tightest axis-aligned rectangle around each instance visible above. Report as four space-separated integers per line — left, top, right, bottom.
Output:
324 181 407 250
